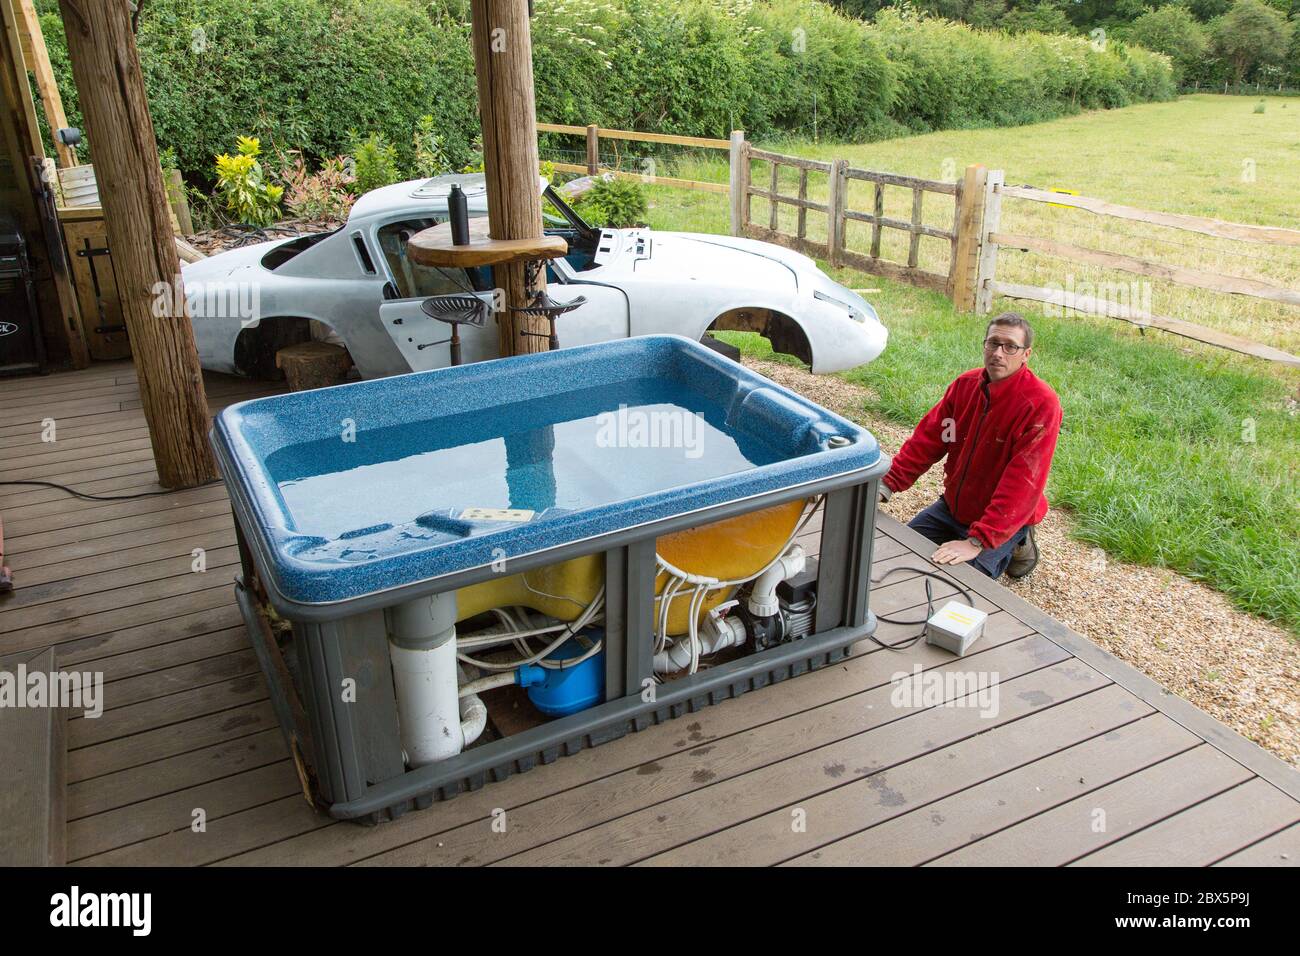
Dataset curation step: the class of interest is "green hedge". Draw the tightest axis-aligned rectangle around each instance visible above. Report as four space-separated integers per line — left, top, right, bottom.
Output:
34 0 1174 183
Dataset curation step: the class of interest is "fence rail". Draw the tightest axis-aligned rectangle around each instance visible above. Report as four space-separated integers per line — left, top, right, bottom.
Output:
537 122 729 193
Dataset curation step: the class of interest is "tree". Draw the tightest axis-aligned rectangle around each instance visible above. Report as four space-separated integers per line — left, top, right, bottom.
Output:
1002 1 1078 32
1289 16 1300 86
1186 0 1233 18
1125 5 1210 82
1212 0 1289 85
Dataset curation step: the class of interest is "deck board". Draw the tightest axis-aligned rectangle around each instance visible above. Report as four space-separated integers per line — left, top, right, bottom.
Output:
0 360 1296 866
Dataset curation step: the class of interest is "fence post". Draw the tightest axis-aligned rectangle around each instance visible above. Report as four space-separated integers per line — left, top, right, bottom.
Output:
974 169 1004 314
586 124 600 175
950 164 988 312
728 130 747 237
827 159 847 267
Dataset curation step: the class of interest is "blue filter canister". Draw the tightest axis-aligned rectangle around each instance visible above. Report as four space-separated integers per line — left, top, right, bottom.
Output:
516 629 605 716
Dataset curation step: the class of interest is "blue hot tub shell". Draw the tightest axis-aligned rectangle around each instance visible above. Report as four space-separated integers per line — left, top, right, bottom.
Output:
215 335 881 616
214 335 890 821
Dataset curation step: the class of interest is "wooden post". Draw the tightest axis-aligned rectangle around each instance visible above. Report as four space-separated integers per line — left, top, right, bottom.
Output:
907 186 923 269
0 0 88 368
950 163 988 312
585 124 599 175
166 168 194 235
727 129 746 237
15 0 76 167
796 167 808 240
768 161 779 232
826 159 847 267
869 182 884 260
58 0 216 488
974 169 1004 314
469 0 549 357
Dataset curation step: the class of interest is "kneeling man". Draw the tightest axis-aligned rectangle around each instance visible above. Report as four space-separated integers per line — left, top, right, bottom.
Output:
880 313 1062 579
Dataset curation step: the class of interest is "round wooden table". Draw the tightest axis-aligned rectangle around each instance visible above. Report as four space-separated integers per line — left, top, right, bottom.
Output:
407 217 568 268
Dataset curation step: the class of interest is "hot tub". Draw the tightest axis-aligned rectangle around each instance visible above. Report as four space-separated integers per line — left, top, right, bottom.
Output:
215 335 889 822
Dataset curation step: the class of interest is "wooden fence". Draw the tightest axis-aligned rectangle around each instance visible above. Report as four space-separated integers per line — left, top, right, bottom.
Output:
537 122 729 194
982 183 1300 367
728 134 985 308
538 124 1300 366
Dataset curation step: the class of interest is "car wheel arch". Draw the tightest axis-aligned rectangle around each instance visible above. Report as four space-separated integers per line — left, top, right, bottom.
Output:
233 316 351 380
705 306 813 367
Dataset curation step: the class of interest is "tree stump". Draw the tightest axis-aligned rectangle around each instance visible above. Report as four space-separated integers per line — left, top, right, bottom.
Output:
275 341 353 392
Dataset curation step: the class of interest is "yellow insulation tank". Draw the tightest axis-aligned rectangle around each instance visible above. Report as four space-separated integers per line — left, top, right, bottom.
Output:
455 498 807 636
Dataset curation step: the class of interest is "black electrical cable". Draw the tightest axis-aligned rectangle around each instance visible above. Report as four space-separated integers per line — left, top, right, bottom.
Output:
0 479 223 501
865 564 979 650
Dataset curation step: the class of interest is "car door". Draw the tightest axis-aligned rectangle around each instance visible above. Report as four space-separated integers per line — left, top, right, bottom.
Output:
546 259 630 346
373 217 497 372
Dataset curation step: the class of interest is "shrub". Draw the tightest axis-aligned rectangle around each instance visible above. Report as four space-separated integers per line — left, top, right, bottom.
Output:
348 131 401 195
213 136 283 225
411 114 453 179
574 175 649 227
278 152 357 220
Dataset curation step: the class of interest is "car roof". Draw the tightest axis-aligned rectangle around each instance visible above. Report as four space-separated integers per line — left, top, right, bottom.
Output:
347 172 547 224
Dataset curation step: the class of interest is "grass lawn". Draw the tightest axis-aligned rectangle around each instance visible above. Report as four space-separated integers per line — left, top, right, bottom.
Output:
586 95 1300 633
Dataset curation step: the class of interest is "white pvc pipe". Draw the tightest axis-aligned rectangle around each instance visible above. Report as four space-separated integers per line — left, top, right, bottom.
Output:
654 614 746 674
747 545 806 618
389 639 464 766
458 671 517 698
387 591 489 767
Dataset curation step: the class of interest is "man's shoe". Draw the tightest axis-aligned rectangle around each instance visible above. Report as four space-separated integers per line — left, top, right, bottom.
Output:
1005 526 1039 580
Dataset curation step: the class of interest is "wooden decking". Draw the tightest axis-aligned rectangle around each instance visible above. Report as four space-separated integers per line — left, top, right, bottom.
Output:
1 361 1298 866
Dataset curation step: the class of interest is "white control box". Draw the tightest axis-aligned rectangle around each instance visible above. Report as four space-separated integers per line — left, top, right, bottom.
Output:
925 601 988 656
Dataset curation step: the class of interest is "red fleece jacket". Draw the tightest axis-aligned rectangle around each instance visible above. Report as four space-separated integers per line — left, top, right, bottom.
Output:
883 363 1062 550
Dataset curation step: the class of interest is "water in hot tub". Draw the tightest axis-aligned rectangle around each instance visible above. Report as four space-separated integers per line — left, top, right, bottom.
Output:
268 378 789 541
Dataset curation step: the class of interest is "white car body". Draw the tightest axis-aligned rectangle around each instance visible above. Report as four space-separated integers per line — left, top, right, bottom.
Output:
184 174 887 379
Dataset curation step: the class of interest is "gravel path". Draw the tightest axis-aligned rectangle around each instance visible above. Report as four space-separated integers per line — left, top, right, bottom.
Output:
749 358 1300 768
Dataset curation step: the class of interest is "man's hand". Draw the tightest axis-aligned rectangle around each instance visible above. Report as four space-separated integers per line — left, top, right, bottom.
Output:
932 538 982 565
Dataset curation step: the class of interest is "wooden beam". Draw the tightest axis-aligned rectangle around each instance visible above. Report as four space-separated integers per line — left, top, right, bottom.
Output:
0 0 87 368
991 280 1300 368
550 161 728 194
998 184 1300 247
990 231 1300 308
536 121 730 150
15 0 76 167
57 0 216 488
470 0 548 357
0 0 42 158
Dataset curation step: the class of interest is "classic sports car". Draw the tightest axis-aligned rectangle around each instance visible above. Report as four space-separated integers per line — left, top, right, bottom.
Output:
183 173 887 380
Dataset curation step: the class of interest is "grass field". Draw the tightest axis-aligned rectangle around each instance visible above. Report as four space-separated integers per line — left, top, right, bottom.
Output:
546 95 1300 632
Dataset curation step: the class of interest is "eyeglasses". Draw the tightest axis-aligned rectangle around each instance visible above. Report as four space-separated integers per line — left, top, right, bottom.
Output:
983 339 1027 355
